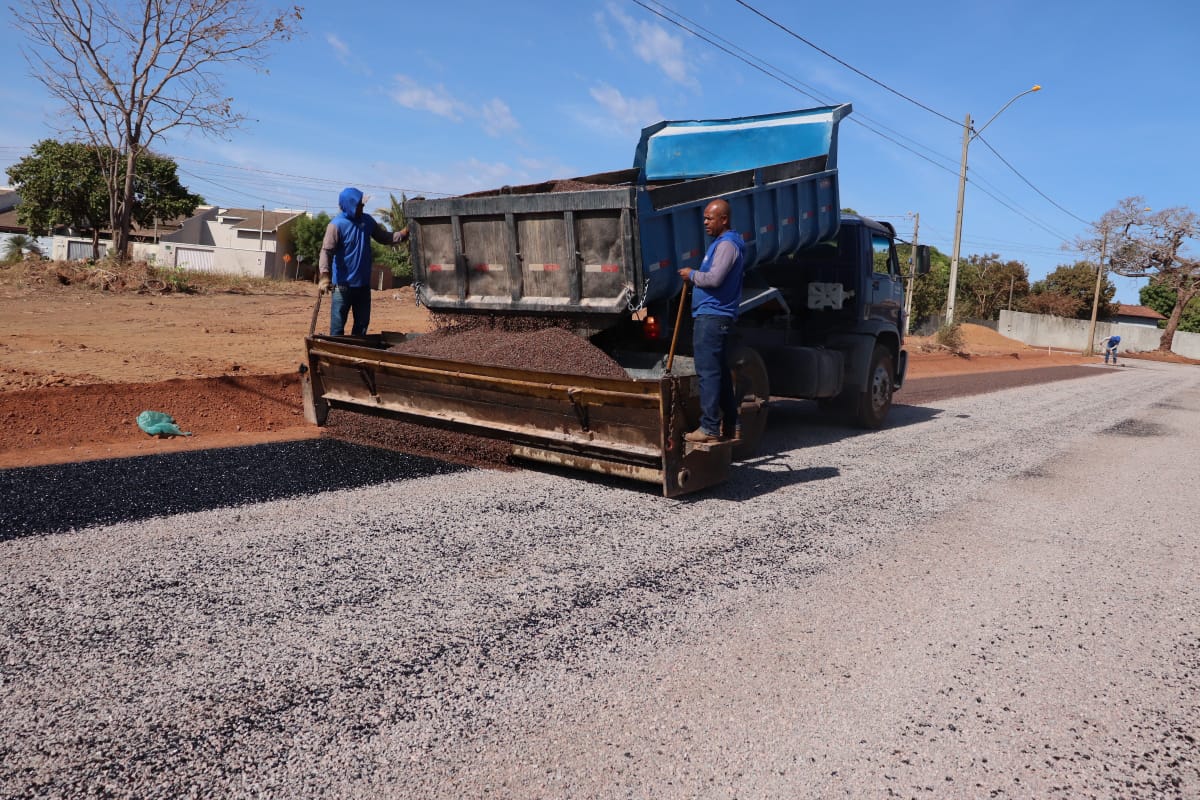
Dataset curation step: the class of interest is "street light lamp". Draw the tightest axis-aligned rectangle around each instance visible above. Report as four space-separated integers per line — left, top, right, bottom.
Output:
945 84 1042 325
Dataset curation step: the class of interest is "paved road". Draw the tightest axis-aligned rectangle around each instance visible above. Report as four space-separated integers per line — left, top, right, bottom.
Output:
2 360 1197 798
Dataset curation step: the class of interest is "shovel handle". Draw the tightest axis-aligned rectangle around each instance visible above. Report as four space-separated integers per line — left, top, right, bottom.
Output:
309 290 323 337
665 280 690 374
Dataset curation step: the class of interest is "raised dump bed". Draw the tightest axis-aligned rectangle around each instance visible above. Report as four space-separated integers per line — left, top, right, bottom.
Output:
405 104 850 322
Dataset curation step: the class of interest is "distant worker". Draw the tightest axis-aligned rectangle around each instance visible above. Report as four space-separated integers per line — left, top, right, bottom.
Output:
678 198 746 444
318 187 409 336
1103 334 1121 365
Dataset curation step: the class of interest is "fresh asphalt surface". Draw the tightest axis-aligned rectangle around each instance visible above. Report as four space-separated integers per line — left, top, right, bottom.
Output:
2 361 1197 798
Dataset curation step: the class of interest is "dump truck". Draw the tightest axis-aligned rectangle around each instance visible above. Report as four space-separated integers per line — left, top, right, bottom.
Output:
302 104 929 496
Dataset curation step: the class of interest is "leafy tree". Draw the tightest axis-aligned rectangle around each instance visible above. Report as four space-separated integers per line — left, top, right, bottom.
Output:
292 212 331 274
1140 281 1200 334
6 140 107 252
374 193 409 233
7 139 201 259
3 234 42 264
1103 196 1199 350
958 253 1029 320
1022 290 1086 318
1023 262 1117 319
372 193 412 280
12 1 301 260
904 243 952 324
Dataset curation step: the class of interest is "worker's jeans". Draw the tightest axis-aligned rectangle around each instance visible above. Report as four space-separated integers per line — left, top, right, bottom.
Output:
693 314 738 437
1105 345 1119 364
330 285 371 337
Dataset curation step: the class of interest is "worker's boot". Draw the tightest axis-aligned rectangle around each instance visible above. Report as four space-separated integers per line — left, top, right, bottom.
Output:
684 428 722 444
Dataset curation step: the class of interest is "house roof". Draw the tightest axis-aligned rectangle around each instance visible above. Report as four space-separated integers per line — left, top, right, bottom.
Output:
1116 303 1166 320
216 208 303 233
0 207 23 233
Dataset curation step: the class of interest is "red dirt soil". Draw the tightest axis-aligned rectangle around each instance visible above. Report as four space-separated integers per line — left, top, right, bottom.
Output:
0 281 1174 471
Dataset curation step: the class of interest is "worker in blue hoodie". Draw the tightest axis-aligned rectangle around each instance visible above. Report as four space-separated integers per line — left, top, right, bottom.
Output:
318 187 409 336
677 198 745 444
1103 333 1122 365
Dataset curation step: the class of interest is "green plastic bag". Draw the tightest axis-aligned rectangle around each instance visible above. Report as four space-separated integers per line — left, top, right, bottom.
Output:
136 410 192 438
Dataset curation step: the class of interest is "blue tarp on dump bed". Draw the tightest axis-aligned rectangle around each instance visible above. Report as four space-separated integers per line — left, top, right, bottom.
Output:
634 105 851 180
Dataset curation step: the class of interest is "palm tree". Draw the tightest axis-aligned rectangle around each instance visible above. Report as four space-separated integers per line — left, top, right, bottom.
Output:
3 234 42 264
373 192 408 233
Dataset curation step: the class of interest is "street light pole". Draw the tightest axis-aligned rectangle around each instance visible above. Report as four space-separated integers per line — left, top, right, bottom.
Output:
945 85 1042 326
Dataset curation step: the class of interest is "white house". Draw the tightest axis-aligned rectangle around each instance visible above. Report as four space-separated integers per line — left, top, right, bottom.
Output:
157 206 304 278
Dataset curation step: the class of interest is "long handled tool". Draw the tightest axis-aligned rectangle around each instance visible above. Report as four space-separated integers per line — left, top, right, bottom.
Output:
665 280 690 374
309 289 323 337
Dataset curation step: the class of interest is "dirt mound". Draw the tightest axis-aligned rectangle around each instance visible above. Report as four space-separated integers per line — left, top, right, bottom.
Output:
909 323 1030 356
392 322 628 379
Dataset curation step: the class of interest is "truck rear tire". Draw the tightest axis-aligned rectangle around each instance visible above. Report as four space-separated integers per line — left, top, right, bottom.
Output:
730 344 769 459
854 344 894 429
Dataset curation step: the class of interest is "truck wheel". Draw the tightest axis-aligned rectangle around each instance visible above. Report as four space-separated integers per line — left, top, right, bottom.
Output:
855 344 895 429
730 344 769 459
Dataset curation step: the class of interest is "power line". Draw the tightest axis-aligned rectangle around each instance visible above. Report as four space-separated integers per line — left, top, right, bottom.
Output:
973 134 1091 225
626 0 964 179
171 155 454 199
629 1 1075 243
636 0 960 172
732 0 961 127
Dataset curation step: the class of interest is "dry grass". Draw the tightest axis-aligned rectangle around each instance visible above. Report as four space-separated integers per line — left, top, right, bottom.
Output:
0 256 313 296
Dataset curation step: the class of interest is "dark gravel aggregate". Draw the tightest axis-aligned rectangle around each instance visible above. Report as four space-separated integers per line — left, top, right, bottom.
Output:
0 439 466 540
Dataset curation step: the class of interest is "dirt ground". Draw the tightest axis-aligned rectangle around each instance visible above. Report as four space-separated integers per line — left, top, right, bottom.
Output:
0 274 1183 470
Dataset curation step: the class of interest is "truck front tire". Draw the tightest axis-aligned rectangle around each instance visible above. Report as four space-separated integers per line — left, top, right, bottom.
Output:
855 344 894 429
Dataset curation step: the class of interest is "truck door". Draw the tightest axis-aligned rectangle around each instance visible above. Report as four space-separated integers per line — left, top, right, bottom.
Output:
868 233 903 327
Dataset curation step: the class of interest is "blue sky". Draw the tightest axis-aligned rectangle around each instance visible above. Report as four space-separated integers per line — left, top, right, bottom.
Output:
2 0 1197 303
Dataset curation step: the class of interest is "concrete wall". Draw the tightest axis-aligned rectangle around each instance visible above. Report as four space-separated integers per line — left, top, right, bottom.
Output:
0 232 53 258
999 309 1200 359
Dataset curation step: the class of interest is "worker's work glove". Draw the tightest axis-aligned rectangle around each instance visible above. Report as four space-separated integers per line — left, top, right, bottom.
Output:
318 274 331 294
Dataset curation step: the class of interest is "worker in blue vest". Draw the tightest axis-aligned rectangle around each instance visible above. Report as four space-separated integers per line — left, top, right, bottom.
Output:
318 187 408 336
1103 334 1121 365
678 198 746 444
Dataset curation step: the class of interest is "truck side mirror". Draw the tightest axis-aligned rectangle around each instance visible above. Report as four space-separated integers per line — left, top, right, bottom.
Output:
914 244 931 276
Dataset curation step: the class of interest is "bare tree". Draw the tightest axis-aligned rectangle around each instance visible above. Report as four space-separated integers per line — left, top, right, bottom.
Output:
1101 196 1200 351
11 1 302 259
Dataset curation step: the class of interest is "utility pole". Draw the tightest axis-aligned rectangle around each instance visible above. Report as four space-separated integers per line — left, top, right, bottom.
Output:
904 212 919 334
1084 225 1109 356
946 85 1042 326
946 113 971 326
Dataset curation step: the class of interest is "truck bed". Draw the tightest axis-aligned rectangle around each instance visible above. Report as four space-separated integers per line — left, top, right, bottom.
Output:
405 104 851 319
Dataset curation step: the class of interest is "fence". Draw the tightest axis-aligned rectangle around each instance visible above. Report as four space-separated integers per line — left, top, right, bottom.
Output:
998 310 1200 359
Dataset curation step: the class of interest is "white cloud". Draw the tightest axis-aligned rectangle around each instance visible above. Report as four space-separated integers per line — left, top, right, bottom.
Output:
588 83 662 134
481 99 519 137
326 33 371 76
388 75 466 121
603 4 696 89
387 76 521 138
